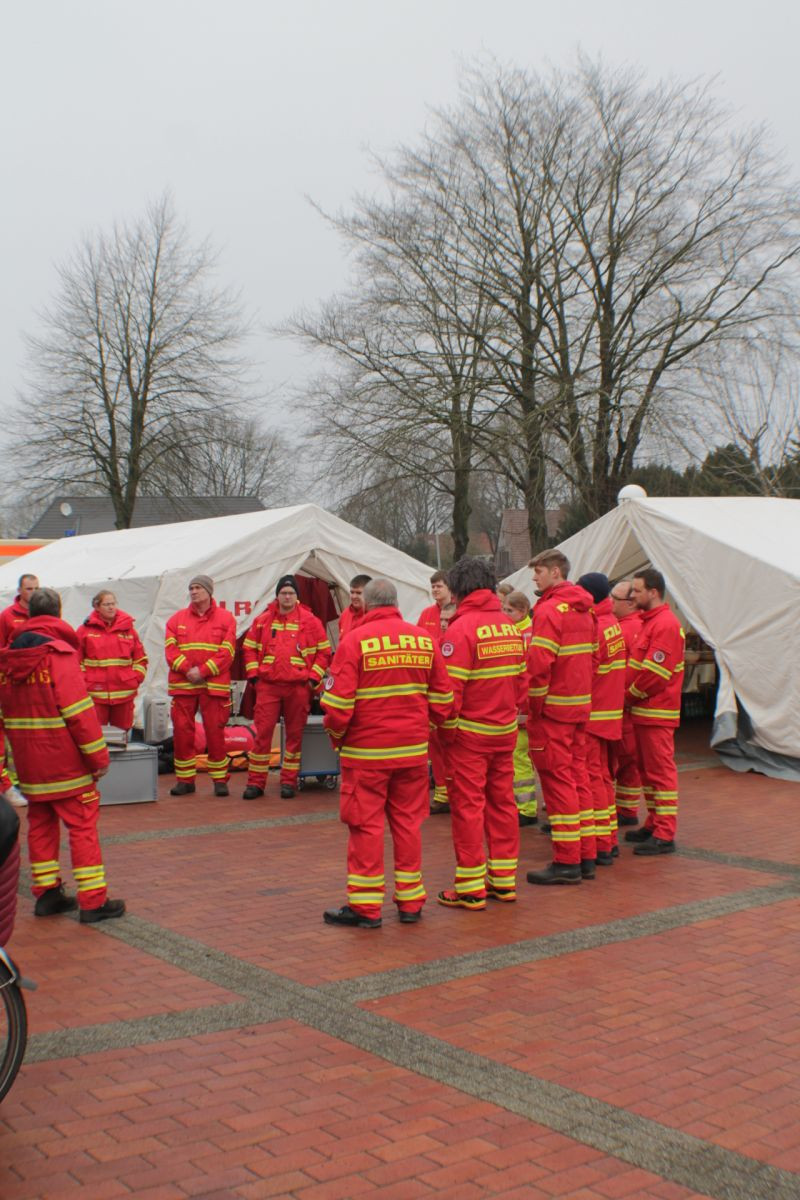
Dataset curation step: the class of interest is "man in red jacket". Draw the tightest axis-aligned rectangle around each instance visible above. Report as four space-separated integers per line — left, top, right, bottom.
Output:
321 578 454 927
165 575 237 798
243 575 331 799
0 588 125 923
624 569 685 855
526 550 595 885
416 570 453 815
0 573 39 648
437 557 526 909
578 573 626 866
338 575 372 638
609 582 644 827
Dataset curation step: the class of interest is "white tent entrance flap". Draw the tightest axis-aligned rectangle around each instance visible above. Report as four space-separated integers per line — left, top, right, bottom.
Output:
0 503 434 714
503 497 800 783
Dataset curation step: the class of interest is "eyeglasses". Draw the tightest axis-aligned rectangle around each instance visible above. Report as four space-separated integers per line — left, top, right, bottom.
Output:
611 593 633 602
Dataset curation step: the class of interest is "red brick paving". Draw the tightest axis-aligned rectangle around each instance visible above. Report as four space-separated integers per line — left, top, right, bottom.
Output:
1 724 798 1197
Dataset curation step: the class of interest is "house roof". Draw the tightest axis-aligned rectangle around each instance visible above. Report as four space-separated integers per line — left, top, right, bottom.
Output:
27 495 265 539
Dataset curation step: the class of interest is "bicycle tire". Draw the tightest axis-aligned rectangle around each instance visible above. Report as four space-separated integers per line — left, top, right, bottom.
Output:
0 960 28 1102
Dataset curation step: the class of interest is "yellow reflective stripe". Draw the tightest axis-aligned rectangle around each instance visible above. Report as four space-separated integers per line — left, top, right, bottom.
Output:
320 692 355 711
342 742 428 759
348 892 384 904
528 685 548 697
78 738 106 755
458 717 518 737
206 659 220 676
165 636 178 647
177 642 224 651
456 864 486 878
631 706 680 719
590 709 623 721
642 659 672 680
172 654 187 669
60 697 94 719
428 691 454 704
311 664 326 678
354 683 428 699
544 694 591 706
464 665 522 680
597 660 626 674
557 643 594 656
446 665 470 679
531 636 558 652
21 774 94 794
89 689 136 700
82 658 134 667
3 716 66 729
347 874 385 886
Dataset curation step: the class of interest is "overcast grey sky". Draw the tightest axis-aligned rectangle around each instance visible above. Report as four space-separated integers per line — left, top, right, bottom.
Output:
3 0 799 429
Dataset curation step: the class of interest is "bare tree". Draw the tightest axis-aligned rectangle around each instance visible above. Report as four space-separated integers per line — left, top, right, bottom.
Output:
677 339 800 494
13 196 249 528
290 58 800 545
147 413 295 501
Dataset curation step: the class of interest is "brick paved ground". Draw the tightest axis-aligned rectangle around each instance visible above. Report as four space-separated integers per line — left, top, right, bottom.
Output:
1 719 799 1199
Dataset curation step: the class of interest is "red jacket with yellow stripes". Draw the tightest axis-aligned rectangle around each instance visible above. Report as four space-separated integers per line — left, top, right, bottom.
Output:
321 606 454 768
626 604 685 727
244 600 331 688
416 603 448 641
0 617 109 802
165 600 236 697
439 590 526 752
527 582 595 724
76 609 148 705
588 598 626 740
0 599 29 649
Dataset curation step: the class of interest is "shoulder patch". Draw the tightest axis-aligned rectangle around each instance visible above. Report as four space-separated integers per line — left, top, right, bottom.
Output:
324 675 335 690
441 641 454 658
652 650 666 664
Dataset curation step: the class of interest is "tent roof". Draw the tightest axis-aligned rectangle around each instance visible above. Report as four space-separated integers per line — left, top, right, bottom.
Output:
0 503 431 593
505 496 800 774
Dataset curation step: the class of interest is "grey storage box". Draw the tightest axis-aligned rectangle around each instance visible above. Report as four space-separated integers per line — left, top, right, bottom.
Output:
100 744 158 806
280 714 339 787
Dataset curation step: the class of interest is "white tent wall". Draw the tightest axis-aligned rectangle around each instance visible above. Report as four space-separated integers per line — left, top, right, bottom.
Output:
0 503 434 712
503 497 800 780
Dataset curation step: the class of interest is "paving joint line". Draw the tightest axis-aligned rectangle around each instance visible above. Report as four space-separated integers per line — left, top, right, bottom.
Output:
24 899 800 1200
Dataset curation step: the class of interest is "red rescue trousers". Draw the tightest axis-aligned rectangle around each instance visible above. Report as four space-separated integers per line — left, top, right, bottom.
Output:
445 737 519 897
611 715 643 820
171 693 231 782
428 728 449 806
339 763 429 920
92 698 135 731
247 682 311 788
635 724 679 841
27 791 107 911
529 718 595 865
585 733 616 854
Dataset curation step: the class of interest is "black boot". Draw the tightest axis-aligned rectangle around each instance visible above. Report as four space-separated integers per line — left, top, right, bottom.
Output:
323 905 381 929
80 898 126 924
581 859 596 880
34 885 77 917
280 785 296 799
213 781 230 797
633 837 676 856
625 826 653 843
242 786 264 800
170 781 195 796
526 862 581 885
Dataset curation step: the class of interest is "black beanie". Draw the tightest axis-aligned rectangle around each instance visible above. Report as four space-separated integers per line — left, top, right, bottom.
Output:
577 572 610 603
276 574 299 596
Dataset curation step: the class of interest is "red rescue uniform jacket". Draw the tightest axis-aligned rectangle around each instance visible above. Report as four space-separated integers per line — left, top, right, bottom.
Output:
626 604 685 727
0 598 29 649
527 582 595 723
338 606 365 638
165 600 236 697
417 602 451 642
588 598 626 740
76 609 148 706
439 590 526 752
244 600 331 687
321 606 454 767
619 609 643 654
0 616 109 801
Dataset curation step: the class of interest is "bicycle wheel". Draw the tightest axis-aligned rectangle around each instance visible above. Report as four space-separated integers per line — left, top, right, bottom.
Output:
0 958 28 1102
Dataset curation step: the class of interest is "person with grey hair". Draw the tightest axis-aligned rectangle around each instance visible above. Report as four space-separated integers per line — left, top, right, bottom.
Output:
0 587 125 923
321 578 455 928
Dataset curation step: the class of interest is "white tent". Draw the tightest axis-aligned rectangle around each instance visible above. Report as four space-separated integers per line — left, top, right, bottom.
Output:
505 496 800 781
0 503 434 708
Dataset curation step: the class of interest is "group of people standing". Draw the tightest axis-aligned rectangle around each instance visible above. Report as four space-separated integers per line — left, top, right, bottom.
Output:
0 549 684 935
320 551 684 928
